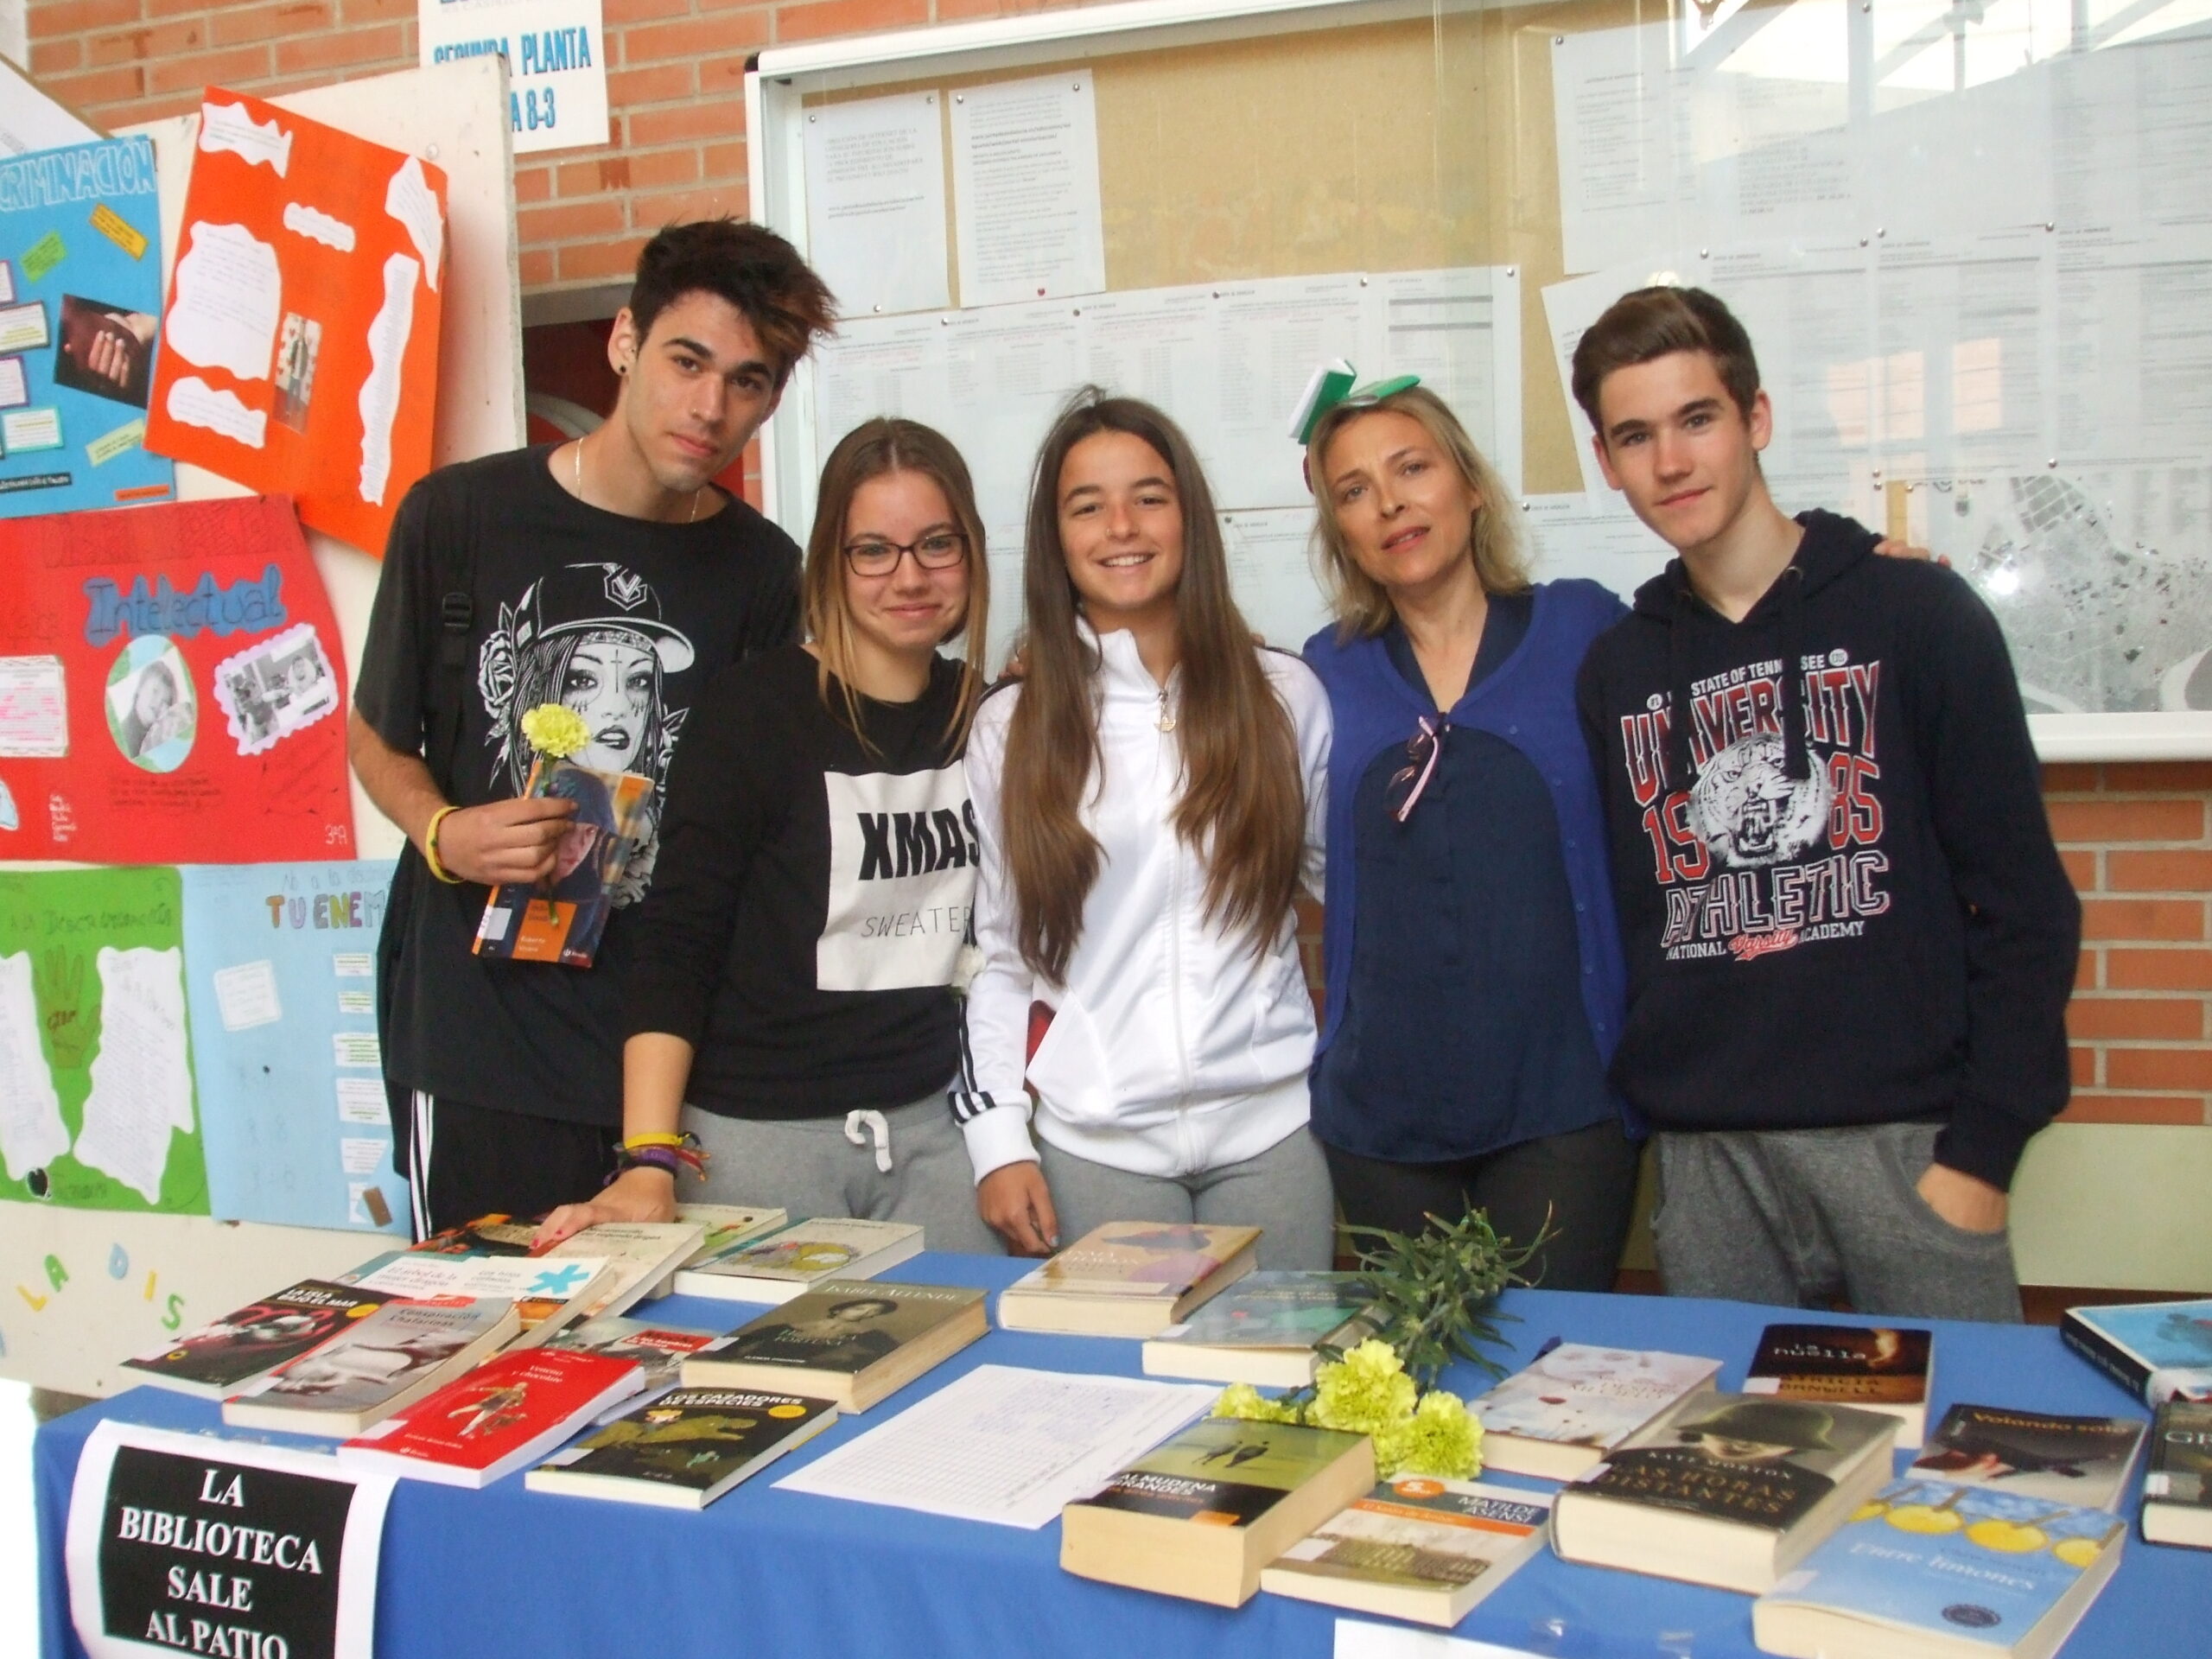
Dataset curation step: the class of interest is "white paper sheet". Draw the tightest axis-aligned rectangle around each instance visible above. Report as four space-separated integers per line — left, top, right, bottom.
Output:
283 201 355 252
211 958 283 1031
2 406 59 450
340 1136 385 1174
950 73 1106 308
0 354 25 406
773 1363 1217 1529
164 375 266 448
1222 508 1331 654
384 157 443 291
333 1031 381 1069
1210 274 1367 510
70 947 194 1204
1369 266 1523 493
165 221 281 380
357 253 418 506
0 301 48 352
349 1253 605 1300
2054 222 2212 466
336 1077 388 1124
199 99 292 175
1876 226 2054 479
0 654 67 757
804 92 949 317
934 298 1086 531
0 952 69 1181
1521 493 1672 603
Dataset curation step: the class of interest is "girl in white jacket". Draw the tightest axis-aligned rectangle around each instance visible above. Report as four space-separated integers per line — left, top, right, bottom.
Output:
956 391 1336 1268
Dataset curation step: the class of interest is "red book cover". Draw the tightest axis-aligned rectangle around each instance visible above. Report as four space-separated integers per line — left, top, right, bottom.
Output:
335 1348 642 1489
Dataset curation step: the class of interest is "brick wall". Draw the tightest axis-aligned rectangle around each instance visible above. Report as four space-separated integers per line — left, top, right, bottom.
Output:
24 0 2212 1140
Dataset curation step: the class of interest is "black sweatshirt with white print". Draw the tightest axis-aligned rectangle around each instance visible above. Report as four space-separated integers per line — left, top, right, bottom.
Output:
1574 511 2080 1190
623 644 976 1118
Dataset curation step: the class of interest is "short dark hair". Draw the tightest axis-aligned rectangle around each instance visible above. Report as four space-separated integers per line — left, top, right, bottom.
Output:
626 218 836 388
1570 285 1761 435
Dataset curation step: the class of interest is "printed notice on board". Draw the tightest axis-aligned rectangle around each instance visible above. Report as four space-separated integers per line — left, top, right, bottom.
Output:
804 91 950 317
418 0 609 155
67 1421 392 1659
950 71 1106 308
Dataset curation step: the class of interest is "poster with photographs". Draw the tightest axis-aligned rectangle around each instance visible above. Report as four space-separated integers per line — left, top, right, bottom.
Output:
213 620 340 757
102 633 195 772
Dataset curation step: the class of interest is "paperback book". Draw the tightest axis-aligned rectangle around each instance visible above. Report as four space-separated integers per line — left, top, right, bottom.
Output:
474 756 652 969
396 1211 703 1319
1141 1273 1380 1387
1061 1415 1375 1606
675 1204 789 1268
121 1281 393 1400
2059 1298 2212 1406
1753 1477 2126 1659
1745 1323 1935 1447
220 1297 519 1437
539 1316 723 1422
1909 1404 2148 1511
340 1249 612 1344
1549 1391 1898 1593
338 1347 645 1488
1471 1343 1722 1479
1260 1478 1554 1628
526 1387 838 1510
2142 1399 2212 1549
683 1281 988 1412
999 1222 1261 1338
671 1217 923 1304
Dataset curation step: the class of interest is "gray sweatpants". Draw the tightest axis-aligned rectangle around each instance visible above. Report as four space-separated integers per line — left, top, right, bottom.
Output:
1651 1121 2022 1323
1038 1127 1338 1271
683 1090 1003 1256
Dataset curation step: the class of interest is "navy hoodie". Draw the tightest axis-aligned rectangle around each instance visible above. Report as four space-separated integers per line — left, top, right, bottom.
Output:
1574 511 2080 1190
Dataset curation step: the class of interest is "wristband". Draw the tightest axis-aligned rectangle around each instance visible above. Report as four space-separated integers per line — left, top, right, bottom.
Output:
424 804 462 884
622 1132 687 1150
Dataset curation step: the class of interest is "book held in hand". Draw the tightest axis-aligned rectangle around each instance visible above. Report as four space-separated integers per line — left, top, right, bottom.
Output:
683 1281 987 1412
2059 1297 2212 1406
998 1221 1260 1338
1753 1477 2126 1659
671 1217 923 1304
338 1347 645 1488
1745 1323 1934 1447
1141 1272 1379 1387
1260 1477 1553 1628
474 755 652 969
121 1280 392 1400
1908 1404 2148 1512
526 1387 838 1510
1471 1343 1722 1480
1061 1415 1375 1606
220 1297 519 1437
2142 1399 2212 1549
1549 1391 1898 1593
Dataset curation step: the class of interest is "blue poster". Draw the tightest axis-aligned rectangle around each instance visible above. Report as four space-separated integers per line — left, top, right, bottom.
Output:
0 136 174 516
180 860 404 1234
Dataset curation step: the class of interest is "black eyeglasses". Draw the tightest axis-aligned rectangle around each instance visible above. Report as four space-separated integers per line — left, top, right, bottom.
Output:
1387 716 1445 823
842 531 969 576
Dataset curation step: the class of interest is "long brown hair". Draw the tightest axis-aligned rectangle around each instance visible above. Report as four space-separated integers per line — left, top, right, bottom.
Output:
1306 385 1529 639
804 417 988 753
1001 390 1304 983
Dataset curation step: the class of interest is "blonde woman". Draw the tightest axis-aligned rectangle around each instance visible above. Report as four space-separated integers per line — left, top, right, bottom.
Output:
539 418 998 1249
1299 382 1639 1290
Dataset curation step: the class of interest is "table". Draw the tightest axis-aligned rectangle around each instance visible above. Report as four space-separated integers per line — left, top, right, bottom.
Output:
36 1254 2210 1657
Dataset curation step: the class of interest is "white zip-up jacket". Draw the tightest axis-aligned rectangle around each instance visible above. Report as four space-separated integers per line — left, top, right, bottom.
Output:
954 626 1331 1182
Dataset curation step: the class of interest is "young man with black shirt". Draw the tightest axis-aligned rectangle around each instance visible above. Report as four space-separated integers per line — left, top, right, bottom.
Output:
1570 286 2080 1322
349 219 835 1236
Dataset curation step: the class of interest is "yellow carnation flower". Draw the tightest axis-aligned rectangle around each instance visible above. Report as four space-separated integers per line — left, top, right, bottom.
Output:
519 702 590 760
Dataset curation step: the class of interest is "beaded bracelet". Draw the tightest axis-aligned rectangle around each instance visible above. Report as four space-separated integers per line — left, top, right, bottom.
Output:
608 1134 707 1185
424 805 463 885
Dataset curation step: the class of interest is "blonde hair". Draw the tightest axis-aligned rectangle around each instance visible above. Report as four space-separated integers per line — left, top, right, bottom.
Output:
803 417 988 755
1305 385 1530 639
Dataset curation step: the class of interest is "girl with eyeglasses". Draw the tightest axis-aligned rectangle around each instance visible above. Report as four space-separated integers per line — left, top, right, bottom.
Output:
957 391 1336 1268
1298 384 1640 1291
538 418 1001 1249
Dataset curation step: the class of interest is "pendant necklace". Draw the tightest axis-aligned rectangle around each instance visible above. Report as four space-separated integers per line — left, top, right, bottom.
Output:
1156 687 1177 734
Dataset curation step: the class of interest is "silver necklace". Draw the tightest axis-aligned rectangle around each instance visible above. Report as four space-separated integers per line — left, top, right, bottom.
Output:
574 438 702 523
1156 686 1176 734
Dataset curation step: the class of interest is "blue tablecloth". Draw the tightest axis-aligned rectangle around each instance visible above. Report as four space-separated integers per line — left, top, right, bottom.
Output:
37 1255 2212 1657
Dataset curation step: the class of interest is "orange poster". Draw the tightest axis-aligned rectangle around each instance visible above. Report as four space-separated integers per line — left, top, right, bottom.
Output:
144 88 448 558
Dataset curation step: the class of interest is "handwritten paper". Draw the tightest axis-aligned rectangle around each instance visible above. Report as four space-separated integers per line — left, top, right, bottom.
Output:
333 1031 381 1069
200 100 293 175
0 656 67 757
165 376 267 448
335 1077 387 1124
86 416 145 467
72 946 194 1203
211 958 283 1032
3 408 61 451
0 356 25 407
383 158 443 291
357 254 416 505
282 202 355 253
0 301 48 351
0 952 70 1180
165 222 281 380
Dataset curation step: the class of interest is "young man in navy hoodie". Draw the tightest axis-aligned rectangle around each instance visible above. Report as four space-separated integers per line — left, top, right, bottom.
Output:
1570 286 2080 1322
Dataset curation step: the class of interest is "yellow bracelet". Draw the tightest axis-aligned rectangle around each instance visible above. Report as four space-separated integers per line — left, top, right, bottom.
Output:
622 1132 686 1150
424 804 462 885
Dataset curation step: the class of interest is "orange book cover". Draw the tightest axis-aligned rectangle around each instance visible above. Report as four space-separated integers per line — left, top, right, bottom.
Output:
145 88 447 557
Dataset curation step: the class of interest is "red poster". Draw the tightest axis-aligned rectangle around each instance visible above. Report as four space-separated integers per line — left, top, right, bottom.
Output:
0 495 355 861
145 88 448 558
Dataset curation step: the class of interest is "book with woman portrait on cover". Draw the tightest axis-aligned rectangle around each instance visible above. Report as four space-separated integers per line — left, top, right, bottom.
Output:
474 756 652 968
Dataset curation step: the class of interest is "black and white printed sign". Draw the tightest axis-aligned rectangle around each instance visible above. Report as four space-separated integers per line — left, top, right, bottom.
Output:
67 1421 393 1659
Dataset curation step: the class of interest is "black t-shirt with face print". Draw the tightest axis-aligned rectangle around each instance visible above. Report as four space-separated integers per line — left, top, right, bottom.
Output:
355 444 800 1124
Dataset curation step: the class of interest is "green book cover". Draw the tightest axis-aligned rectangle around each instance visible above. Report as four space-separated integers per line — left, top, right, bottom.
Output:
1080 1418 1366 1526
538 1388 834 1492
1158 1273 1376 1351
703 1282 984 1376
